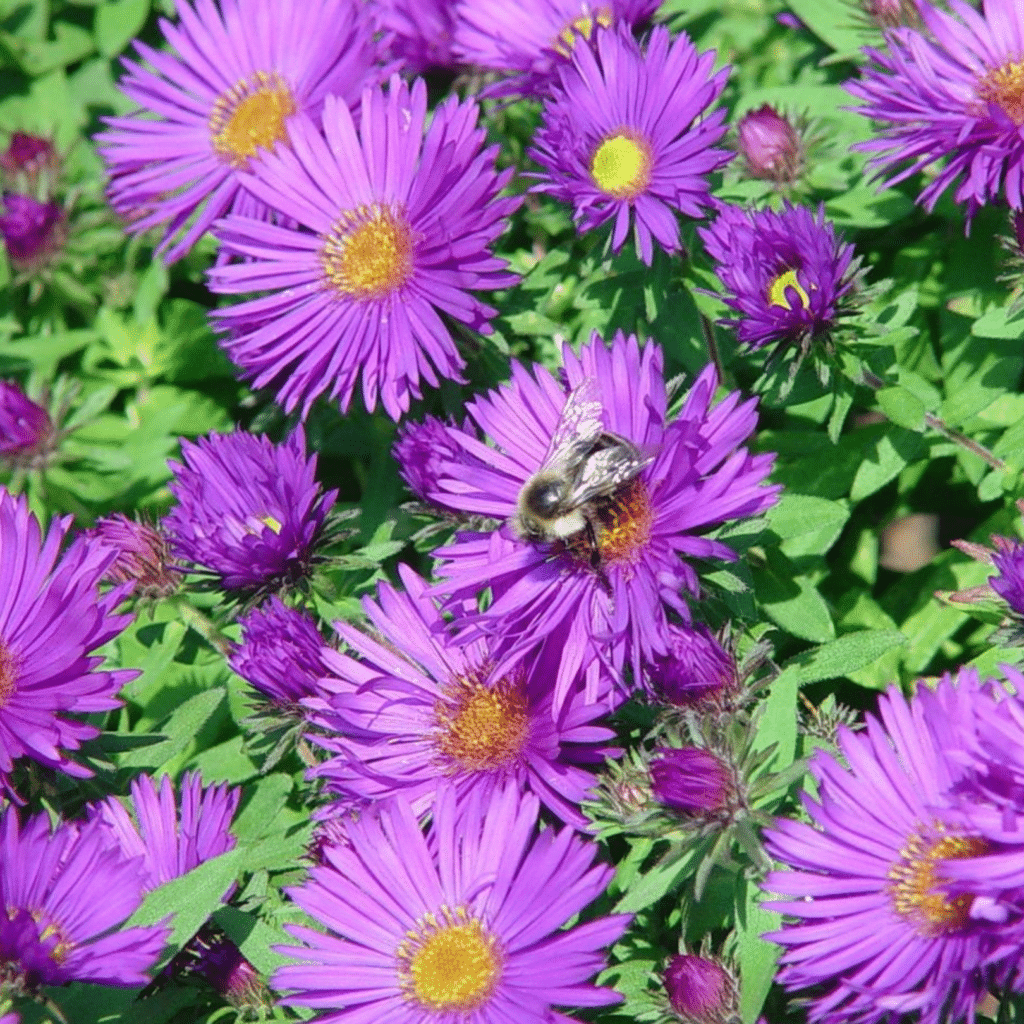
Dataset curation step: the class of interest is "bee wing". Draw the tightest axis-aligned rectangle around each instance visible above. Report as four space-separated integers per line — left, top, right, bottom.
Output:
566 439 653 505
539 378 605 472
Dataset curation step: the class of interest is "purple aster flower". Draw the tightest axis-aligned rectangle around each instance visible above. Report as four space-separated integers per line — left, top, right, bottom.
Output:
0 489 137 792
207 77 519 420
0 807 168 990
650 747 735 818
164 430 337 595
453 0 659 98
91 771 240 890
529 25 730 265
274 783 630 1021
412 331 778 708
647 623 737 707
86 514 180 599
698 202 859 357
373 0 458 73
764 680 1023 1024
230 596 328 704
663 954 737 1024
304 566 617 830
0 381 54 468
394 413 467 504
97 0 386 262
0 194 63 270
846 0 1024 225
990 537 1024 618
735 104 804 184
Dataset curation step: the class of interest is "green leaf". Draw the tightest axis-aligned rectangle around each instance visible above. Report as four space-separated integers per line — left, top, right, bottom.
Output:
735 878 781 1024
613 846 699 913
850 426 924 502
95 0 151 57
767 494 850 559
777 629 907 686
753 669 798 768
877 386 926 431
119 688 227 769
752 551 835 643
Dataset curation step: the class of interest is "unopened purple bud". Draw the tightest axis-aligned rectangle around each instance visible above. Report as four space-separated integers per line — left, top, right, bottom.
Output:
650 747 733 816
664 954 736 1024
736 105 803 183
649 624 737 706
393 414 464 508
0 381 54 466
88 514 180 598
990 538 1024 618
0 132 58 183
192 927 270 1010
862 0 921 29
0 193 63 268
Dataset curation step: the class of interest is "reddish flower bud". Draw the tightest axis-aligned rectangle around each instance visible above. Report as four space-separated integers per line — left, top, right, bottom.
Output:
0 132 59 186
736 105 803 183
664 954 737 1024
650 747 734 816
862 0 921 29
87 514 180 599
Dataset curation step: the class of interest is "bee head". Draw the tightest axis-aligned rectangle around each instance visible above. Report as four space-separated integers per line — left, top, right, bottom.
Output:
522 475 564 518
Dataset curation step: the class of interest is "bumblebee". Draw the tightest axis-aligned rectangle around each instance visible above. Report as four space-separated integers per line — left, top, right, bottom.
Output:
513 379 651 567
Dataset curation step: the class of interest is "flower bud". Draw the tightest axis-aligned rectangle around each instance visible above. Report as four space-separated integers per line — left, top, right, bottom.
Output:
650 747 734 816
88 514 180 599
0 193 64 270
0 132 59 188
862 0 921 29
0 381 54 467
664 954 737 1024
649 624 736 706
736 105 803 183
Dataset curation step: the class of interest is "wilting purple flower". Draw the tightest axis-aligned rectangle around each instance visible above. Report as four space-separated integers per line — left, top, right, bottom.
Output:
663 954 737 1024
87 514 179 598
305 566 617 830
0 194 63 269
274 784 630 1021
647 624 737 706
529 25 730 265
92 771 240 889
454 0 659 97
0 806 168 989
650 747 734 817
207 77 519 421
413 332 778 708
165 430 337 595
736 105 803 183
698 202 858 355
765 680 1023 1024
230 596 328 704
0 488 137 791
97 0 386 262
0 381 53 467
846 0 1024 225
990 537 1024 618
374 0 458 72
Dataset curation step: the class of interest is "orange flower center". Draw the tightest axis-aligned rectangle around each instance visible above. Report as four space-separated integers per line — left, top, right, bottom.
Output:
209 71 296 167
434 671 530 773
977 57 1024 126
320 203 416 301
397 907 502 1012
887 828 990 935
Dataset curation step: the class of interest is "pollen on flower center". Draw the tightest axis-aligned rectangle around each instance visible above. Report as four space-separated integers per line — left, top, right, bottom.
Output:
434 672 530 773
320 204 416 301
210 71 296 167
595 476 654 565
887 828 990 936
590 131 653 200
32 911 74 964
977 57 1024 125
0 638 20 707
553 6 612 58
768 268 812 310
398 908 502 1012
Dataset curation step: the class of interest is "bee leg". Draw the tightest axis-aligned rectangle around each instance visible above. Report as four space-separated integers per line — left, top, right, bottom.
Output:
585 520 613 594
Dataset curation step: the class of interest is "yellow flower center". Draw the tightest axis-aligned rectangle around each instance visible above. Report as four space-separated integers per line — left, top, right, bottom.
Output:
590 132 652 200
553 5 612 58
209 71 296 167
0 639 19 708
398 908 502 1012
320 204 416 301
434 672 530 773
595 476 653 565
768 268 811 310
887 828 990 936
977 57 1024 126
